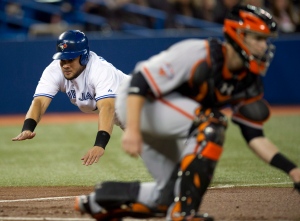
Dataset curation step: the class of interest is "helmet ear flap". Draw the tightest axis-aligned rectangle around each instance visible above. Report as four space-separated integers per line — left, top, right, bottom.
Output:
79 48 89 66
80 54 88 66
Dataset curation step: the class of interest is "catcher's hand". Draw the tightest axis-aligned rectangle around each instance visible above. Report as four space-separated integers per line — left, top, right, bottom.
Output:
121 129 142 158
12 130 36 141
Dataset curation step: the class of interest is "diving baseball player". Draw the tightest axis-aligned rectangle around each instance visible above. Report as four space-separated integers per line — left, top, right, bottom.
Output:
12 30 129 166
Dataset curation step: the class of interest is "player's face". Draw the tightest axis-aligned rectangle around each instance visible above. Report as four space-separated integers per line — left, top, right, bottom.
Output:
60 56 85 80
244 32 268 60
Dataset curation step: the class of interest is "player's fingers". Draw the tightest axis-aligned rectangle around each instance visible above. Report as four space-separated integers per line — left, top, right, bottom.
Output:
12 132 36 141
12 136 25 141
130 152 139 158
84 158 90 166
123 146 139 158
94 155 101 164
89 156 98 165
134 149 141 157
84 155 96 166
81 154 88 165
129 152 139 158
27 132 36 139
12 133 25 141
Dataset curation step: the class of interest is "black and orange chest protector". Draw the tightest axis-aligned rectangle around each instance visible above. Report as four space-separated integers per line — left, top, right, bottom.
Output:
178 38 264 108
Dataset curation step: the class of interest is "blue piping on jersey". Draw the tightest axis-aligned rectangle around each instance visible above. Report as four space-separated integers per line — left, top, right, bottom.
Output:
33 93 54 99
95 94 116 101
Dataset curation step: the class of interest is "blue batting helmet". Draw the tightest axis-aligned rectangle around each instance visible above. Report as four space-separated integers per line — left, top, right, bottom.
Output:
52 30 90 66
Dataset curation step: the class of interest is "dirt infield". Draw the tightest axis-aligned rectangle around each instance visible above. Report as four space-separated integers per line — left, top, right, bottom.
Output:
1 106 300 221
0 186 299 221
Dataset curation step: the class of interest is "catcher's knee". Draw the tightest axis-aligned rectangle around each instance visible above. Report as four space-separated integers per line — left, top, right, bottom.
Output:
192 107 227 147
190 108 227 161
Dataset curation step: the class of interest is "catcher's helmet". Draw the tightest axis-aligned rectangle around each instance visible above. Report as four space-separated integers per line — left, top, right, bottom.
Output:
223 5 277 75
53 30 90 66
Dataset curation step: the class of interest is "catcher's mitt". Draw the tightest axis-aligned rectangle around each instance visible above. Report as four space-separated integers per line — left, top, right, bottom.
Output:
294 182 300 193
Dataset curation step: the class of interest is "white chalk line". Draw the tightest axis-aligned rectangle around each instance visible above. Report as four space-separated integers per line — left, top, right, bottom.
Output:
0 182 293 204
0 218 94 221
0 182 294 220
209 181 293 189
0 196 76 203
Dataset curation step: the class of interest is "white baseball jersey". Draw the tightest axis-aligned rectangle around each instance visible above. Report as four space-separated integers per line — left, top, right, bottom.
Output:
34 51 129 114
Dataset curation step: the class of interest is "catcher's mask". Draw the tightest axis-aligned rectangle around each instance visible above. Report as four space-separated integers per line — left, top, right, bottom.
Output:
52 30 90 66
223 5 277 75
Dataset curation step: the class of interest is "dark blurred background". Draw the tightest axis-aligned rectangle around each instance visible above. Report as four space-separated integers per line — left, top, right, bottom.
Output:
1 0 300 114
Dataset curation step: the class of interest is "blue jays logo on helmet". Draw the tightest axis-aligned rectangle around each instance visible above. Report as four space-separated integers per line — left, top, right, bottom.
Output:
58 43 68 51
52 30 90 66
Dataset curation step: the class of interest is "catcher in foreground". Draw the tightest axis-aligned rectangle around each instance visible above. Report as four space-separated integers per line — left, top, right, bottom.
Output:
74 4 300 221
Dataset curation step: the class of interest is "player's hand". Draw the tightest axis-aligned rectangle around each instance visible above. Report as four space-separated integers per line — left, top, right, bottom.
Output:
81 146 105 166
121 129 142 158
12 130 36 141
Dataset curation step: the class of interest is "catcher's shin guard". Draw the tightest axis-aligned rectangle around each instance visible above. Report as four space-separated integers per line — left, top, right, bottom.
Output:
169 108 227 221
75 181 167 221
169 156 217 221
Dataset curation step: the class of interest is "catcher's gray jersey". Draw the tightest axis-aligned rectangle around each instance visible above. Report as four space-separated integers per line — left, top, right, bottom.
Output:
116 80 200 208
135 39 209 97
115 39 222 211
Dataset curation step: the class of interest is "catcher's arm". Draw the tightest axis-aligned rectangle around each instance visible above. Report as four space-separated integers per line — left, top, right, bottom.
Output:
12 96 51 141
232 99 300 191
121 71 148 158
121 95 145 158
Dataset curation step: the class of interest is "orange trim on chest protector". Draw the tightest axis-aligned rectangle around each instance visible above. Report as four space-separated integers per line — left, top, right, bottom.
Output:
201 141 223 161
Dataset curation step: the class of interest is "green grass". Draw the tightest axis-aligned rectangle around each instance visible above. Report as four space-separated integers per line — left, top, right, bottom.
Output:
1 115 299 187
1 124 151 186
214 114 300 187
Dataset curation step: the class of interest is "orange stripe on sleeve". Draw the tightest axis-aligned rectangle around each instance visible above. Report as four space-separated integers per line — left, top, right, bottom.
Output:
143 66 162 97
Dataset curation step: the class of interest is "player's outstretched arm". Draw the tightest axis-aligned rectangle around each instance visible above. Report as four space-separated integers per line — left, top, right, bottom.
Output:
12 96 52 141
249 137 300 191
81 98 115 166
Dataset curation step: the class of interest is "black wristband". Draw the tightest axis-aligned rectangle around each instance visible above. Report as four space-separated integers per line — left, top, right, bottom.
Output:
21 118 37 132
94 130 110 149
270 153 297 174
